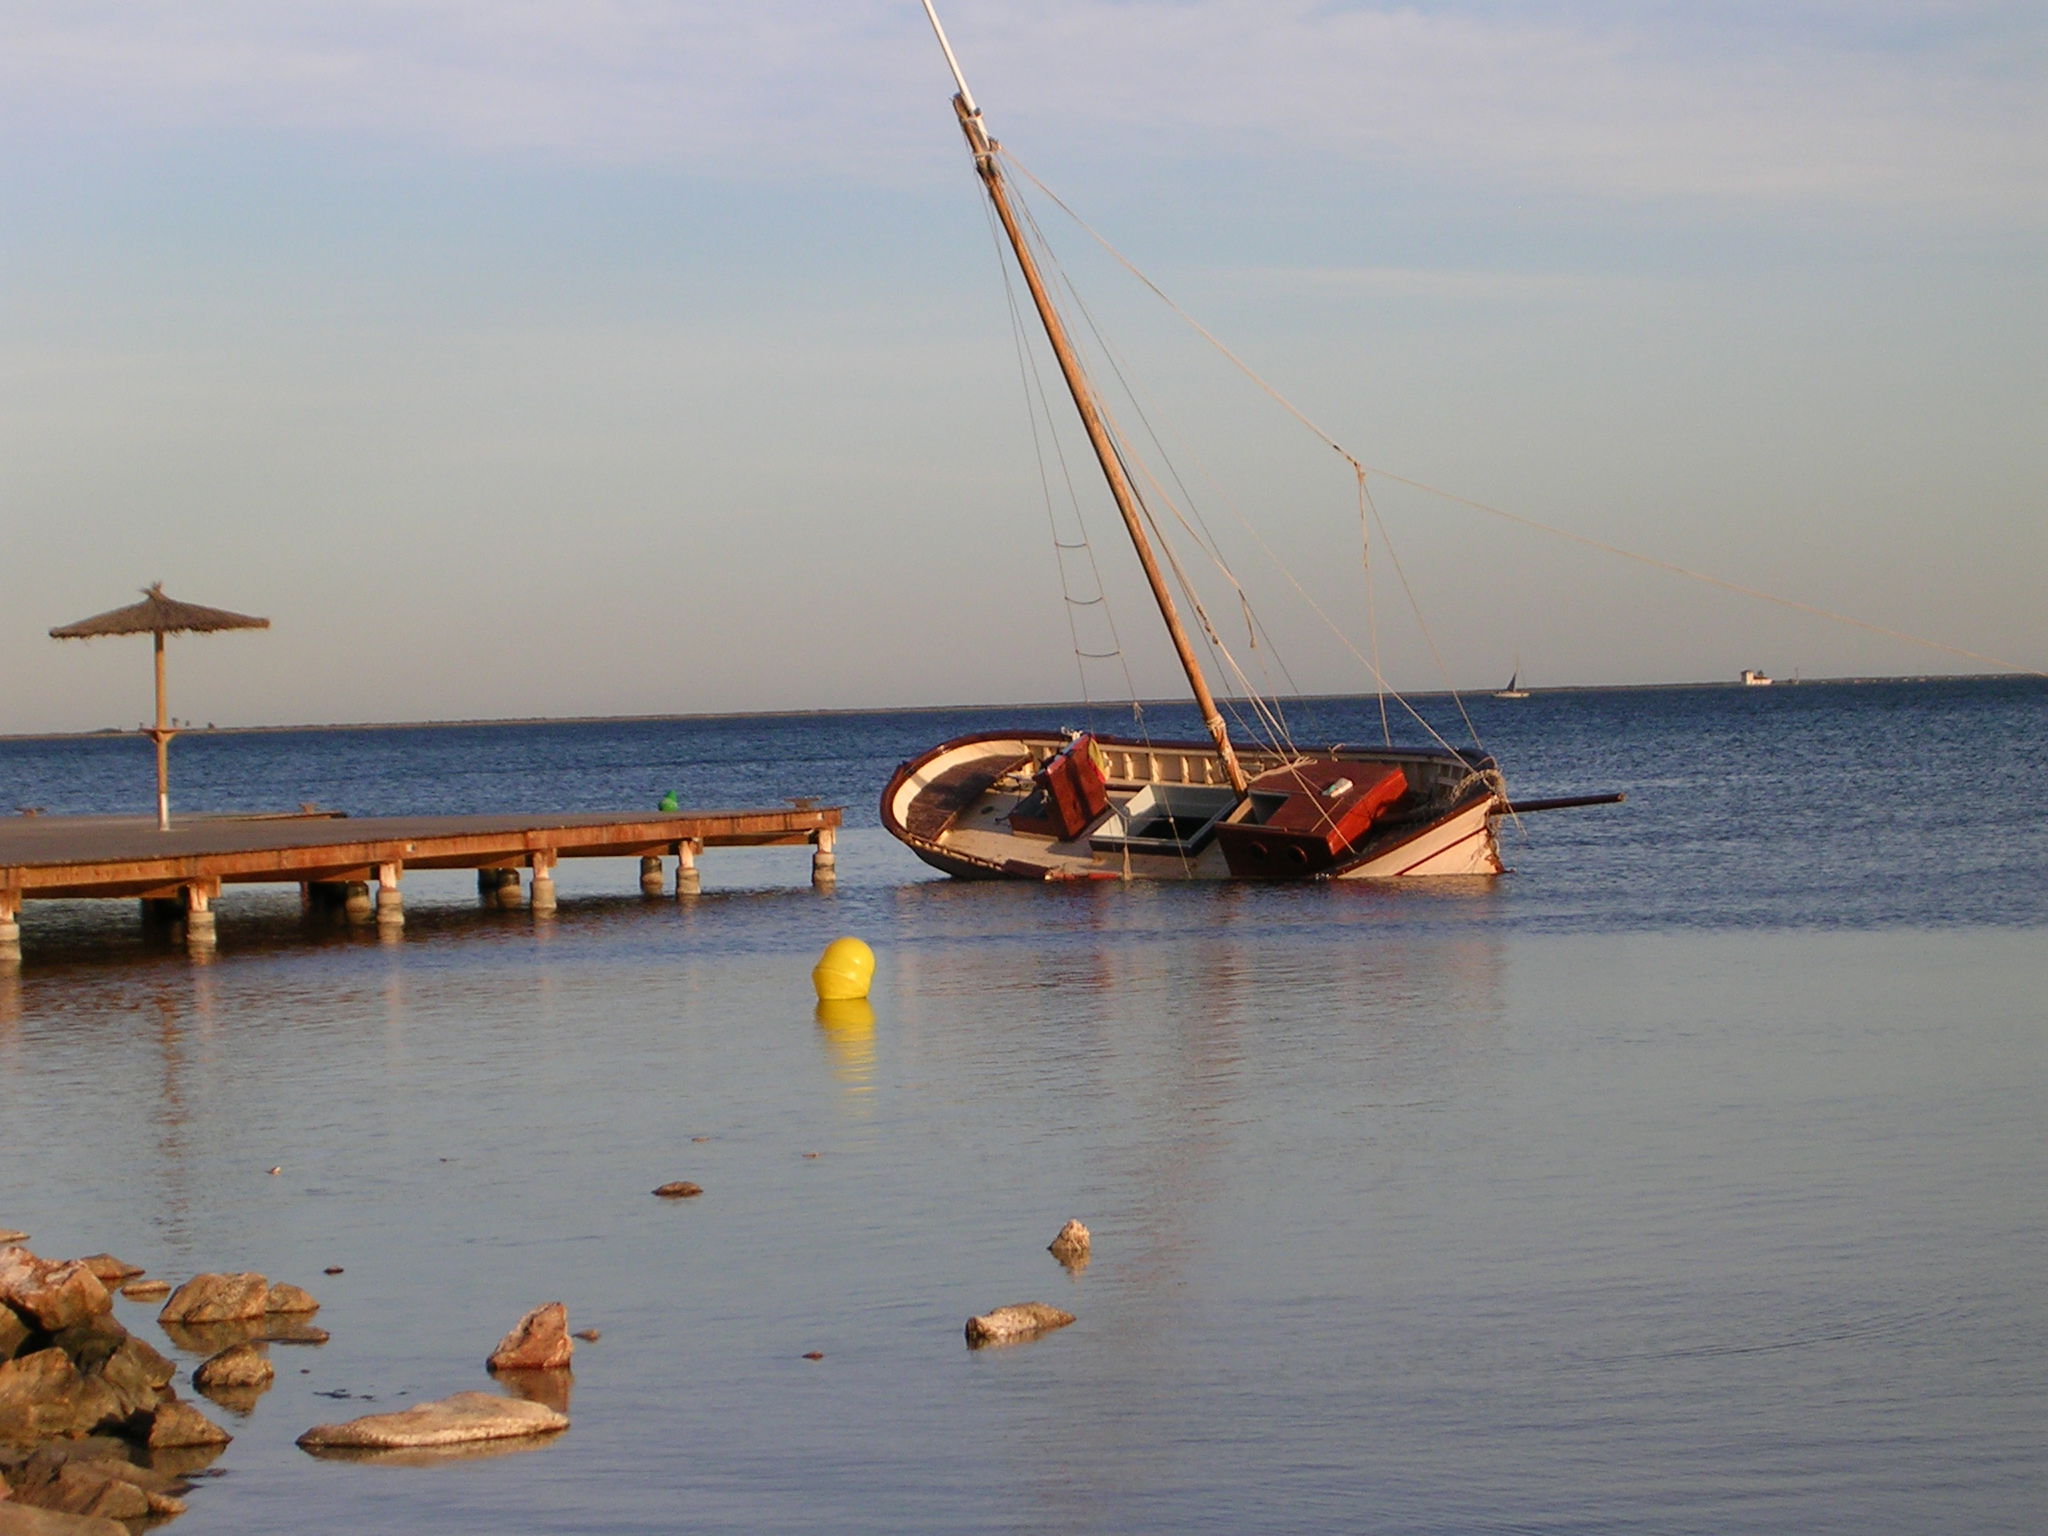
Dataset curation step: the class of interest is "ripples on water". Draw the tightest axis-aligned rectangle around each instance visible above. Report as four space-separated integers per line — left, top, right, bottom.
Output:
0 679 2042 1534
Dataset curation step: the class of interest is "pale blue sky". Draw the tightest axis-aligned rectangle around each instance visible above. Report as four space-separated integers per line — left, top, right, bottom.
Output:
4 1 2042 732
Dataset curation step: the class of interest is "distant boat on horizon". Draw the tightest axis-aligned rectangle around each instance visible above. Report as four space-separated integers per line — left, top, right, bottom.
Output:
1493 667 1531 700
1741 669 1773 687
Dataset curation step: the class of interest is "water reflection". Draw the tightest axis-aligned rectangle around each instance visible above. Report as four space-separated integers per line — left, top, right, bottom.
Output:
296 1433 565 1468
159 1317 330 1355
813 999 876 1096
490 1368 574 1416
883 885 1511 1520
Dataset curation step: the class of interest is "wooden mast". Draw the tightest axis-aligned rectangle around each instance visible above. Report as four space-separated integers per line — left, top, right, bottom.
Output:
921 3 1248 795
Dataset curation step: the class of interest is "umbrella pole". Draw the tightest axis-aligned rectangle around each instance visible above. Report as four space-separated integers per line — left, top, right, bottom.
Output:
153 631 170 832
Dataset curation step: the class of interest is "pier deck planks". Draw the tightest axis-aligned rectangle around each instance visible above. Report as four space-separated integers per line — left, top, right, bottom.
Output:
0 807 841 902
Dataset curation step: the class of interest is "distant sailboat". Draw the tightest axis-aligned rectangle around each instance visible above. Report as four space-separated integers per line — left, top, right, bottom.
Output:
1493 667 1531 700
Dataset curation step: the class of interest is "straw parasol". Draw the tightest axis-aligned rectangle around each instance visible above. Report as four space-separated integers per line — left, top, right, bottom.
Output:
50 583 270 831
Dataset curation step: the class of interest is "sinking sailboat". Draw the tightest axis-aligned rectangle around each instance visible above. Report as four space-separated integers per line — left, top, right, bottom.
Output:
884 4 1516 882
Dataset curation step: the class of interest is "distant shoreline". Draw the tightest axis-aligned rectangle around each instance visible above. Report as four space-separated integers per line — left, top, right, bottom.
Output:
0 673 2020 745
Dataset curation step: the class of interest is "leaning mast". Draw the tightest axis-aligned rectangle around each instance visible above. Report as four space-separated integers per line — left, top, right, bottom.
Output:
919 0 1249 795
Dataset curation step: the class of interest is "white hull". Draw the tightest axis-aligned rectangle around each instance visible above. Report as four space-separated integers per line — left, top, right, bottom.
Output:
882 732 1505 882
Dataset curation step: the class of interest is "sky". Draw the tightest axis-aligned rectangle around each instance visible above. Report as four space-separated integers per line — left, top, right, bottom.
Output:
4 0 2043 733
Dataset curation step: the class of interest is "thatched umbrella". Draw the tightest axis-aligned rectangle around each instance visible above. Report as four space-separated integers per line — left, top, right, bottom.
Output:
50 583 270 831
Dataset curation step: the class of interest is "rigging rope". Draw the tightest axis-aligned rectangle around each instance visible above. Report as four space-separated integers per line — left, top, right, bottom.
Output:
984 193 1146 724
1001 150 2045 684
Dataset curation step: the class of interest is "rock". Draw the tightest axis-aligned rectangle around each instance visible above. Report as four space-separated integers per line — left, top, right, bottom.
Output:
963 1303 1076 1348
801 1351 824 1361
115 1280 167 1302
0 1310 29 1364
8 1461 148 1523
0 1234 27 1247
156 1273 268 1325
142 1400 230 1450
0 1504 130 1534
487 1303 572 1372
322 1267 343 1276
192 1343 272 1394
651 1182 702 1199
0 1351 124 1445
3 1444 185 1520
78 1336 174 1424
296 1392 567 1451
70 1262 137 1289
42 1317 125 1378
1048 1219 1092 1268
263 1284 319 1316
571 1329 599 1342
0 1255 112 1335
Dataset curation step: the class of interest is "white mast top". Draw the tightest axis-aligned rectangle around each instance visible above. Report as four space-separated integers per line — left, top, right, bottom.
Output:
919 0 981 117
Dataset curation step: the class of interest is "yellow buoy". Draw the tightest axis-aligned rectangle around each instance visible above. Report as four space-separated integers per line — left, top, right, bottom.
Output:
811 936 875 1001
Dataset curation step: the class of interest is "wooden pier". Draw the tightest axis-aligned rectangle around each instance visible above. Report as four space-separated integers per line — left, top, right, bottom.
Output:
0 805 841 960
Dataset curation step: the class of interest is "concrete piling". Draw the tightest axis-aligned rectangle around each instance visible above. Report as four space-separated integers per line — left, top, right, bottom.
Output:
343 881 374 924
183 885 217 953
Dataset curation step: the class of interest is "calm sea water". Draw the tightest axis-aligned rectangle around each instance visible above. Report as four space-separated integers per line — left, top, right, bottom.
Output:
1 679 2043 1534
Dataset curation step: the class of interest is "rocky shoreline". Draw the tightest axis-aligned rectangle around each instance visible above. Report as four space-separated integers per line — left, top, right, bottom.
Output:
1 1246 237 1532
4 1210 1093 1530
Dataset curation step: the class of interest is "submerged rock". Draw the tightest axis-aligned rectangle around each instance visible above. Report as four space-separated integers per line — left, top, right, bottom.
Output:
296 1392 567 1452
0 1503 131 1533
157 1273 269 1326
115 1280 168 1303
652 1181 702 1199
1048 1219 1092 1268
143 1401 231 1450
263 1284 319 1316
964 1303 1076 1348
71 1261 138 1289
486 1304 573 1373
192 1343 273 1395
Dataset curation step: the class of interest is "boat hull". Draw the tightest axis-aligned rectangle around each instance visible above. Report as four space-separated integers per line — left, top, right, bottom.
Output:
881 731 1505 882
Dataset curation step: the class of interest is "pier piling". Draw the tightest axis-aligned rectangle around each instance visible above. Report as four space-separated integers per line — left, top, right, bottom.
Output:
183 884 217 952
0 803 842 961
530 853 557 911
